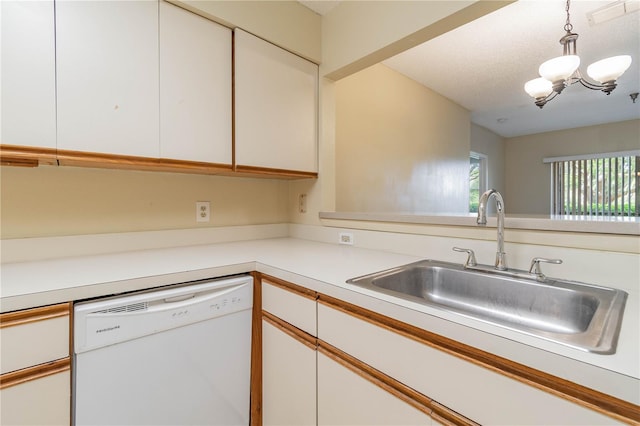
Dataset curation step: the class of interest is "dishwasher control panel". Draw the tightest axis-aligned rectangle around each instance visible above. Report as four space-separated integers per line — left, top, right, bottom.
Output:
74 275 253 354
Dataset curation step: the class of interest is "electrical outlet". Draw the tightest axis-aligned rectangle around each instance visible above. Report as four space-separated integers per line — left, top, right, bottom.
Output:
339 232 354 245
298 193 307 213
196 201 210 223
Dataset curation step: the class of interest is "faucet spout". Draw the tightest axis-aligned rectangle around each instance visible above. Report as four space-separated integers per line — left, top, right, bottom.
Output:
477 189 507 271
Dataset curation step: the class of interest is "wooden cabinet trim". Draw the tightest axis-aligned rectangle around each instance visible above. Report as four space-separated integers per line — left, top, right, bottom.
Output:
234 165 318 179
0 145 57 166
318 342 434 419
262 311 317 350
317 295 640 424
0 145 317 179
0 303 70 329
261 275 318 301
57 149 233 175
0 358 70 390
250 272 262 426
431 402 481 426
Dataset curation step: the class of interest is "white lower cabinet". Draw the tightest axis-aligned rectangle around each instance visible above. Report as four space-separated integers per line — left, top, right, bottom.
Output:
260 277 631 425
262 320 316 426
317 351 430 426
261 279 318 426
0 303 71 426
0 369 71 426
317 302 623 426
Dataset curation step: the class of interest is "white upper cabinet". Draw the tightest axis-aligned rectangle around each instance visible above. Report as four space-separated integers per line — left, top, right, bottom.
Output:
234 29 318 173
56 0 160 157
159 2 232 164
1 0 56 149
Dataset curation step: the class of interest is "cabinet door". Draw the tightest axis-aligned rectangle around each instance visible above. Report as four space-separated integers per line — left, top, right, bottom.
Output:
56 0 159 157
0 0 56 149
234 29 318 173
318 303 623 425
159 2 232 164
262 320 316 426
0 369 70 426
318 351 430 426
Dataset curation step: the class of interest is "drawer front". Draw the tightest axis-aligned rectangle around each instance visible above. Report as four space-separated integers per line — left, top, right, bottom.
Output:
0 369 70 425
262 280 316 336
318 303 622 425
0 304 70 374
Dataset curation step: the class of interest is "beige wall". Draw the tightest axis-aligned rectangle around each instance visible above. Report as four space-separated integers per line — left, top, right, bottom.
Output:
470 123 505 195
504 119 640 215
0 166 290 238
335 64 470 214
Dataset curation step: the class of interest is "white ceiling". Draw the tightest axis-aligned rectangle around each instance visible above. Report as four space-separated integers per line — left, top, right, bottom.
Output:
298 0 341 16
299 0 640 138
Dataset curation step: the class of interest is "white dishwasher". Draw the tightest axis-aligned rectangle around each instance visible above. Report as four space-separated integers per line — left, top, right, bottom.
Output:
73 274 253 426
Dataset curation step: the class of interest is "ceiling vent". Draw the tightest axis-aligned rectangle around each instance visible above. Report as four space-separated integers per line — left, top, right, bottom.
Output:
587 0 640 26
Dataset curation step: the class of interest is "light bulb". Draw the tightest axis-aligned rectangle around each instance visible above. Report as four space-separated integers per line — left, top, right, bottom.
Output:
587 55 632 83
524 78 553 98
539 55 580 82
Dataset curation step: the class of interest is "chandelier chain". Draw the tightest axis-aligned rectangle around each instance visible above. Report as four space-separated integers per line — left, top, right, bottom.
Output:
564 0 573 32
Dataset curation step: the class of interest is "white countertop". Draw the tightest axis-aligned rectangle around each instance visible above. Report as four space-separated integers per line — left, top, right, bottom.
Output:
1 237 638 405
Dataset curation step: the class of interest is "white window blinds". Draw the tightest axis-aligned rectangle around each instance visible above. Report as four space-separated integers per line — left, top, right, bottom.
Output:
544 151 639 216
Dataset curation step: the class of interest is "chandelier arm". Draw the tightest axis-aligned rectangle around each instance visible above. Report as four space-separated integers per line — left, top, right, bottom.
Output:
576 77 606 91
545 91 559 103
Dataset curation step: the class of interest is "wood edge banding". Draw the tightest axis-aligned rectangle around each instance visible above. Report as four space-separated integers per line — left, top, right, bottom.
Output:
0 146 317 179
234 164 317 179
317 342 433 418
0 145 57 166
261 275 318 300
431 402 481 426
0 358 70 390
250 272 262 426
0 303 71 329
57 150 233 175
317 295 640 424
262 311 317 350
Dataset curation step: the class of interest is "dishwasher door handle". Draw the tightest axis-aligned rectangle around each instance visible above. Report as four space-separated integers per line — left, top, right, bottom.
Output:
146 282 250 313
163 294 196 303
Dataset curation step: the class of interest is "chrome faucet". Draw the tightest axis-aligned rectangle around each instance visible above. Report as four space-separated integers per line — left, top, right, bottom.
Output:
477 189 507 271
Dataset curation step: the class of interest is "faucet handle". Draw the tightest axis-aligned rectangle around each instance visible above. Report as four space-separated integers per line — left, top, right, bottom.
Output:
529 257 563 281
453 247 477 268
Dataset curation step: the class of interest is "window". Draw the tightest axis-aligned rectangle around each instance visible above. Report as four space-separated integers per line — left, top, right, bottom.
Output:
469 152 487 213
545 151 639 217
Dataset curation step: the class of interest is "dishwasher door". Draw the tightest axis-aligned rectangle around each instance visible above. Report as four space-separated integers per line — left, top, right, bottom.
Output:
73 275 253 426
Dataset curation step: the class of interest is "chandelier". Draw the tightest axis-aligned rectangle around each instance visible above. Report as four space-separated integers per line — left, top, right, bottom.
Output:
524 0 632 108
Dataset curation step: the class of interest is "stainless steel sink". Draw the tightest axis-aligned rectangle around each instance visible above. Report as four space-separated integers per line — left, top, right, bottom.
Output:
347 260 627 354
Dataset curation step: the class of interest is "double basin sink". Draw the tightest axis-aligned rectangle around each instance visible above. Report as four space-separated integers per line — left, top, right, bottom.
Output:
347 260 627 354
